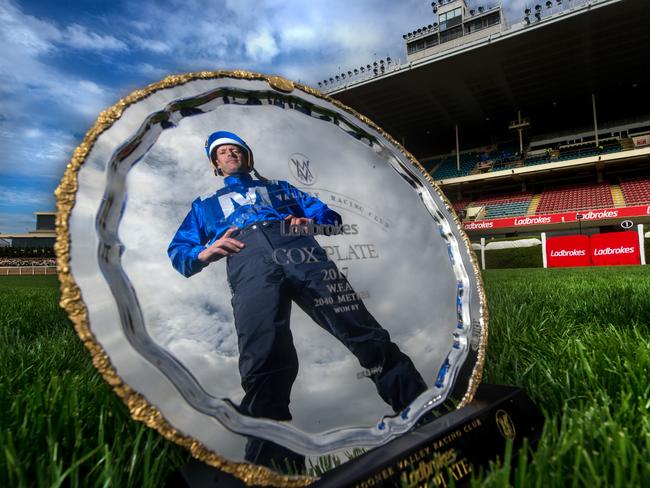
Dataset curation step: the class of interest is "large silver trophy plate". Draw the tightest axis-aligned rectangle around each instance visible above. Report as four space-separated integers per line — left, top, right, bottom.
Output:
56 72 487 485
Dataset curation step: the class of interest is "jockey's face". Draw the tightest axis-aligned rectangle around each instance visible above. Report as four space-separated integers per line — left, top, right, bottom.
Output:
214 144 249 176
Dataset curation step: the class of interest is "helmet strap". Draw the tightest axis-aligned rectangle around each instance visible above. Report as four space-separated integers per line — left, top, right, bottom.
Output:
251 167 268 182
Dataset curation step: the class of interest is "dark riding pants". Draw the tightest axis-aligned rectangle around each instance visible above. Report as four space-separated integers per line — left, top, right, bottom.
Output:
226 220 427 424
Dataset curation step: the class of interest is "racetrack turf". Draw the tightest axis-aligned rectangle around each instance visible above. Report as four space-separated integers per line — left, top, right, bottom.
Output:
1 267 649 486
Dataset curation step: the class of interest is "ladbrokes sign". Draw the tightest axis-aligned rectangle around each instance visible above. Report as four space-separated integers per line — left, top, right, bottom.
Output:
590 231 640 266
546 235 591 267
546 231 640 267
463 204 650 231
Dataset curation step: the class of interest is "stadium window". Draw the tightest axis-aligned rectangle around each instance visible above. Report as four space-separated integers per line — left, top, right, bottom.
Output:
464 12 500 34
487 12 500 26
466 17 487 33
408 36 435 54
423 34 439 48
440 25 463 44
439 7 462 31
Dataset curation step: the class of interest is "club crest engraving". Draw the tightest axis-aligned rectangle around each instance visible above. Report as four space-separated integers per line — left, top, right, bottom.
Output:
495 409 516 440
288 153 316 186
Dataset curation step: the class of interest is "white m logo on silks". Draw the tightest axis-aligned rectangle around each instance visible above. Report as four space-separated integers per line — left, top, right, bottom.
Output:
218 187 272 219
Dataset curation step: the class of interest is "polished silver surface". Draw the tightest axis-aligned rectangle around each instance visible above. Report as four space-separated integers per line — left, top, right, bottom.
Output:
67 76 485 465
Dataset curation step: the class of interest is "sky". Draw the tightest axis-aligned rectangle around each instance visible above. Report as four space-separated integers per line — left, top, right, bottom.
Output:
0 0 537 234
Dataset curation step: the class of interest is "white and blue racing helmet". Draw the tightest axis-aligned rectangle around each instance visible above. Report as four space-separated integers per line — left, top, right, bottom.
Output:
204 130 255 175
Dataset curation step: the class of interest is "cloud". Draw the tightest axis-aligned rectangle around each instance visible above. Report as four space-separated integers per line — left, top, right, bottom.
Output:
33 138 76 162
60 24 128 51
0 0 116 204
0 181 54 232
0 1 115 121
0 124 76 178
130 35 172 54
0 1 128 54
133 62 167 77
0 211 38 234
109 0 433 80
0 0 58 55
0 186 52 207
96 0 558 88
24 128 44 139
278 25 317 50
245 30 279 63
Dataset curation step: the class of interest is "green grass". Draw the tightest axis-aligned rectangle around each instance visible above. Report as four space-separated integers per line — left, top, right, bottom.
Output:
1 268 649 486
483 246 543 269
0 276 190 487
473 267 650 487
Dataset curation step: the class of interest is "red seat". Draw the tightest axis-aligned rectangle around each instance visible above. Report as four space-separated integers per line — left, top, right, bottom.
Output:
621 177 650 205
536 183 613 213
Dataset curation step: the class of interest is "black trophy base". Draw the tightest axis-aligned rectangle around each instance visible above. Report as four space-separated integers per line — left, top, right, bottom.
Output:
315 384 544 487
167 384 544 487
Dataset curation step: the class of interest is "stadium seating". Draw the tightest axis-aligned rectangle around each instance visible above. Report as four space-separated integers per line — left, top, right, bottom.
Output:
536 182 613 214
524 153 551 166
558 141 600 161
431 153 479 179
455 179 643 219
489 147 520 167
466 192 533 219
482 201 531 218
524 139 623 167
620 177 650 205
430 137 628 180
598 140 620 152
451 199 469 213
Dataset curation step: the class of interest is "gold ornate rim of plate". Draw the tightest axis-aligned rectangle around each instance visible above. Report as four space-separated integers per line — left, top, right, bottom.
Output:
54 69 488 487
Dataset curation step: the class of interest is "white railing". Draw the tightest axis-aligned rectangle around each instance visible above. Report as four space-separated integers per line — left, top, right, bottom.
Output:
0 266 57 276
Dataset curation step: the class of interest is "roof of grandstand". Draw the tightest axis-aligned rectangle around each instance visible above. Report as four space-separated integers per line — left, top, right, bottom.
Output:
331 0 650 158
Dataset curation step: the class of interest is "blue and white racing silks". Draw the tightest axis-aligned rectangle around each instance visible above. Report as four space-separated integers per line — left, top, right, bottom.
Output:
168 172 341 277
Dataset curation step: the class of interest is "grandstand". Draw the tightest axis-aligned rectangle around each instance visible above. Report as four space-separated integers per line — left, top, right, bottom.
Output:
330 0 650 238
0 211 56 248
0 211 57 275
464 192 533 220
